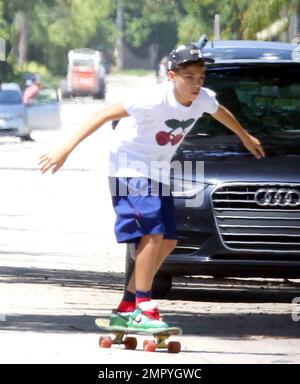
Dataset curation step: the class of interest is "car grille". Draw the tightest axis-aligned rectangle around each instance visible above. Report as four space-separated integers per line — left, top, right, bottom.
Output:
212 184 300 253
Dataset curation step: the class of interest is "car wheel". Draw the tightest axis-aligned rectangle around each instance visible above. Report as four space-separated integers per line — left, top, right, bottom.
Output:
152 271 172 299
60 79 71 99
125 243 172 298
125 243 136 287
94 79 106 99
20 134 34 142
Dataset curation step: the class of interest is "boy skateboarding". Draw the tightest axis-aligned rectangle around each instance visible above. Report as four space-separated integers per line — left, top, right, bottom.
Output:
39 43 265 332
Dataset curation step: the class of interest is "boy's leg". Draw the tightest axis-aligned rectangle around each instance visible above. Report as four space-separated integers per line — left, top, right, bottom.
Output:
135 234 164 293
113 239 177 329
116 234 164 315
126 238 177 294
153 238 177 275
127 234 174 330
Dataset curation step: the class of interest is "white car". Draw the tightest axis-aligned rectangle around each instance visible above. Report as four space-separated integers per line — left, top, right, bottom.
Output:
0 83 30 139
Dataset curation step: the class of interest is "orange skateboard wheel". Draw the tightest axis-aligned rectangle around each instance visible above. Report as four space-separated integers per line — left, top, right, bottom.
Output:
143 340 156 352
167 341 181 353
99 336 112 348
124 336 137 350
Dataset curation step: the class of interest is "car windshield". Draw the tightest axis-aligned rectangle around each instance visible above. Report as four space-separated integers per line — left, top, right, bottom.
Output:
0 89 22 104
190 64 300 137
73 59 95 67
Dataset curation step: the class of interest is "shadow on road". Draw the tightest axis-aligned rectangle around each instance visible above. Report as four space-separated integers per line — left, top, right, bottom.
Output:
1 266 299 303
168 276 300 304
1 266 300 339
1 311 300 339
0 265 125 291
163 311 300 339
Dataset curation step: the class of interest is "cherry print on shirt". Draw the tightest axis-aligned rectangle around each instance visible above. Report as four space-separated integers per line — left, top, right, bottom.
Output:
156 131 172 145
155 118 195 146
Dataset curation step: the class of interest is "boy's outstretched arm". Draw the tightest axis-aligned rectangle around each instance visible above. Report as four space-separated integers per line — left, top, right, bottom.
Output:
211 105 266 159
39 103 128 174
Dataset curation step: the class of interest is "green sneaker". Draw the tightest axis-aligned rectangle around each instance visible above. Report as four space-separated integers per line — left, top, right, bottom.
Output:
127 301 169 331
109 309 131 328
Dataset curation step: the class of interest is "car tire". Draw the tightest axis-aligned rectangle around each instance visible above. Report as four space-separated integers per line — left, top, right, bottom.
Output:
60 80 71 99
94 79 106 99
152 271 172 299
125 243 136 287
125 243 172 298
20 134 34 142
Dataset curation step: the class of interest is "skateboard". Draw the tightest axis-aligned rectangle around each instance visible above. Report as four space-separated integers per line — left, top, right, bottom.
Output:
95 318 182 353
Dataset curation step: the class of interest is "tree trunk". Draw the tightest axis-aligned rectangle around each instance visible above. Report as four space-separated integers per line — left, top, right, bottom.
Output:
115 0 124 71
282 5 289 42
296 1 300 34
14 11 29 65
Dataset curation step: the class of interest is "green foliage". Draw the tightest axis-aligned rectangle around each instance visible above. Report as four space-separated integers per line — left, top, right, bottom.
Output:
122 0 180 54
242 0 286 39
2 0 116 76
10 60 59 87
178 0 250 42
32 0 116 75
0 0 298 78
0 0 9 40
241 0 300 39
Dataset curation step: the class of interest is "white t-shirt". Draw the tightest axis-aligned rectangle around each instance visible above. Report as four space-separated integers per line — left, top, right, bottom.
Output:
108 81 219 183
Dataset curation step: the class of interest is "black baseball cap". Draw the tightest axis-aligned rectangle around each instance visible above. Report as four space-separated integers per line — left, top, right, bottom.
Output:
168 43 214 70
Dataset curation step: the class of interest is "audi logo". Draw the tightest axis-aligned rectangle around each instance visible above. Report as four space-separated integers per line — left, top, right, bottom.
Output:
254 188 300 207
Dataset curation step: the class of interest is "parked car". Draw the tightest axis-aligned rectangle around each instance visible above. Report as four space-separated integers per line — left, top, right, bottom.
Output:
61 48 106 99
126 40 300 297
0 82 30 139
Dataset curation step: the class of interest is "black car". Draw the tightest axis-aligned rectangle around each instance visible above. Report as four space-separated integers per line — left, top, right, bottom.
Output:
126 40 300 297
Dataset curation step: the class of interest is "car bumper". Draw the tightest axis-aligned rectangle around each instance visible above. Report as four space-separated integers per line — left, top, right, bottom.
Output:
0 118 28 135
162 184 300 278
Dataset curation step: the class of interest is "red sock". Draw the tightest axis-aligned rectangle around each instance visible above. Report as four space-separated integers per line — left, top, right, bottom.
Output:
117 300 136 312
117 290 136 312
136 290 151 307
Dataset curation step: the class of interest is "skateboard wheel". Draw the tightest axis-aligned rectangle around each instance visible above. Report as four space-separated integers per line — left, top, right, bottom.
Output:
124 337 137 350
99 336 112 348
167 341 181 354
143 340 156 352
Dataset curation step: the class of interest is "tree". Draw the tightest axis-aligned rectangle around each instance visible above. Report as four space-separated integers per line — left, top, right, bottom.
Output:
0 0 9 41
2 0 116 75
3 0 56 64
242 0 300 39
177 0 250 42
115 0 124 70
116 0 182 68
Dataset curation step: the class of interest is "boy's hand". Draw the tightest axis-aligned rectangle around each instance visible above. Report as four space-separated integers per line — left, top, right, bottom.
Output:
39 146 71 174
241 134 266 159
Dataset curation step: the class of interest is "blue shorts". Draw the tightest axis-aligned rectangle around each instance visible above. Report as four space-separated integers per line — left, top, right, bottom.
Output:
109 177 178 244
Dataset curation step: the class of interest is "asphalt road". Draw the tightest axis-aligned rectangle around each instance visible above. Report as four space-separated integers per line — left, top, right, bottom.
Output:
0 74 300 364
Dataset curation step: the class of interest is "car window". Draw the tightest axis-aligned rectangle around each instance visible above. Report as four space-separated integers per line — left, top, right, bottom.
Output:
190 65 300 136
0 89 22 104
34 88 58 103
73 59 95 67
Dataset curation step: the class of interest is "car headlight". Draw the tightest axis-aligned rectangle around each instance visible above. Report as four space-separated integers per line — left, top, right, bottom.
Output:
171 179 208 198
